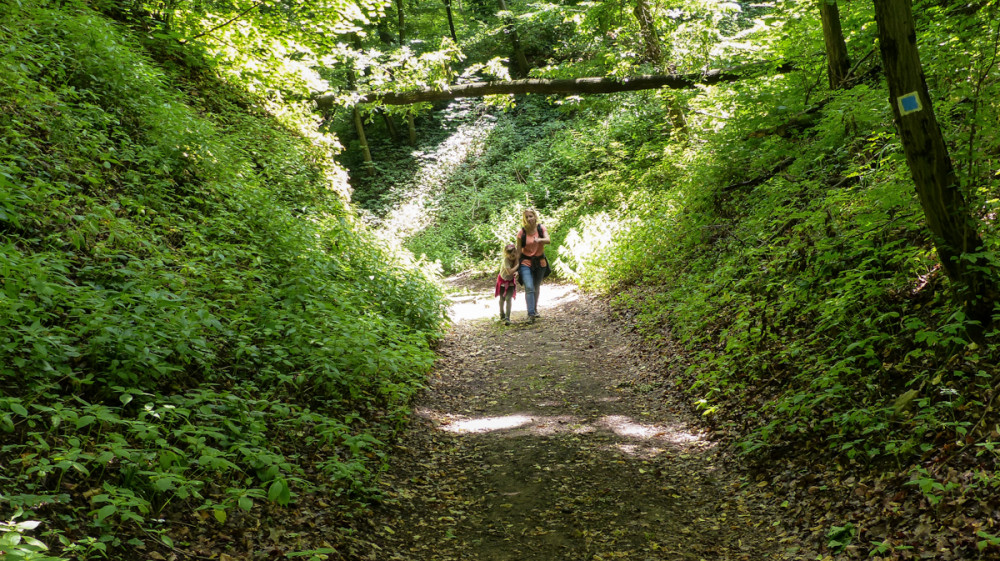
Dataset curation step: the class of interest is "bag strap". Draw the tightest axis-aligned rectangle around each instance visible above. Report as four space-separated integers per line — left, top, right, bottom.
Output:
520 225 544 247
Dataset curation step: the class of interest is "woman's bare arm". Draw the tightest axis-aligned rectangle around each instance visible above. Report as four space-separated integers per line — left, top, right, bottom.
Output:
538 225 551 245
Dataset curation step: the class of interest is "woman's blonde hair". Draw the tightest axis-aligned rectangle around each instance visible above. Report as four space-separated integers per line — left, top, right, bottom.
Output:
520 208 538 230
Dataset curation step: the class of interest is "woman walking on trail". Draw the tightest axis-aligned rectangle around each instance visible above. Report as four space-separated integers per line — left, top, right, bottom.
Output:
495 243 518 325
515 208 550 323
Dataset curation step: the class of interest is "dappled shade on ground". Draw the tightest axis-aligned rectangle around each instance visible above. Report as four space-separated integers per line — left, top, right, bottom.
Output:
359 278 782 560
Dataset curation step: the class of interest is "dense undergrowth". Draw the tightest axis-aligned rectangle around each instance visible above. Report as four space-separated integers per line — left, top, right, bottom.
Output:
1 1 445 558
343 0 1000 555
346 93 655 276
6 0 1000 556
598 81 1000 555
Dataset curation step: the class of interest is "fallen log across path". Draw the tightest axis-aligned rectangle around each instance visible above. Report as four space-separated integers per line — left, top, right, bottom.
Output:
314 61 797 108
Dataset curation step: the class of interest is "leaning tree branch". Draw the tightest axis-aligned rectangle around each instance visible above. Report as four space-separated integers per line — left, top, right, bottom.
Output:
315 61 797 108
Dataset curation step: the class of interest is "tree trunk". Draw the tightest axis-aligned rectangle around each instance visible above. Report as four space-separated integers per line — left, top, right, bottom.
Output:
873 0 996 324
633 0 662 66
819 0 850 89
381 109 400 143
497 0 529 78
407 113 417 145
444 0 457 42
395 0 405 45
315 61 796 108
666 95 688 136
352 107 375 176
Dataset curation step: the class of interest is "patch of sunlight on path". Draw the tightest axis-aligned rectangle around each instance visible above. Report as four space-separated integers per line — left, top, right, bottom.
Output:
447 282 579 323
420 410 712 456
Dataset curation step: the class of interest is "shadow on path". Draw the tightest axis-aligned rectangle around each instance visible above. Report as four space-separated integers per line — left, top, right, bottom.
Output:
362 278 780 560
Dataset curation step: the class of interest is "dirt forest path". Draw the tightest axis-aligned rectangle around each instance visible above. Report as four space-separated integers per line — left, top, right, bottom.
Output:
361 278 785 560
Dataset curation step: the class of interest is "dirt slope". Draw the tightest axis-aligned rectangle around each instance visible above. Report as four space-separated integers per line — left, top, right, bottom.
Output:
359 278 785 560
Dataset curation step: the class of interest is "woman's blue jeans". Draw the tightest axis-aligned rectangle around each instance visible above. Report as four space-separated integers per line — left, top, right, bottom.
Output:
519 264 542 316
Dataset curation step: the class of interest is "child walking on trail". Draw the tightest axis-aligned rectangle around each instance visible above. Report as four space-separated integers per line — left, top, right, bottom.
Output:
495 243 518 325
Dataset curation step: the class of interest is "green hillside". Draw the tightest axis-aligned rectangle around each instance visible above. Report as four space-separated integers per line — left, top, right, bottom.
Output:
4 0 1000 558
1 1 444 558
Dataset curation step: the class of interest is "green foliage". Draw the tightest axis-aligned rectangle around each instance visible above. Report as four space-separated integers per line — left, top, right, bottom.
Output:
400 100 579 272
349 93 675 275
905 467 960 507
6 0 1000 556
826 522 856 554
571 1 1000 474
0 0 445 556
339 0 1000 485
601 74 997 464
329 0 1000 556
0 511 65 561
977 530 1000 552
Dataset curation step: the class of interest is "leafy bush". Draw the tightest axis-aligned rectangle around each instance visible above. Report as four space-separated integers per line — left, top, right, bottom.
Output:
354 94 675 276
0 0 445 556
588 66 1000 469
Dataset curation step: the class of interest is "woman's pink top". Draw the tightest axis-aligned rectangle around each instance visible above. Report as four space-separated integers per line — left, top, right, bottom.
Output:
519 225 546 267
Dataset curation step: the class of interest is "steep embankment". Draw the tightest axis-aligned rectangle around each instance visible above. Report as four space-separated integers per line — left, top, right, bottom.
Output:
0 2 444 558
